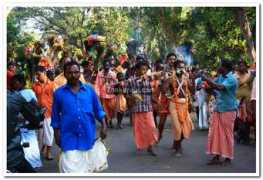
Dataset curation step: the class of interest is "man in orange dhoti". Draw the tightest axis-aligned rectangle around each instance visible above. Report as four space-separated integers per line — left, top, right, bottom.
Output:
168 60 193 157
95 60 117 128
157 53 177 142
127 60 158 156
202 59 238 166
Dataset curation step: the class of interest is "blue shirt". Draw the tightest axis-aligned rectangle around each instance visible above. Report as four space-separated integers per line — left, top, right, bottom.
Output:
195 77 202 89
20 89 37 102
214 72 238 112
51 82 106 152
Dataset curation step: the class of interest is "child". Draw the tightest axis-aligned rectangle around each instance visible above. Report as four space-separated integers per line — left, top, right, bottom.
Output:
113 72 127 129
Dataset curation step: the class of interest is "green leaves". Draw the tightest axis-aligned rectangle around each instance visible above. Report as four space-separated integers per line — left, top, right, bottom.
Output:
7 7 256 68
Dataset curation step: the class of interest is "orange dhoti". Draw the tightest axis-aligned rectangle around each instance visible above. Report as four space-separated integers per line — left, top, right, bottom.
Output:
158 94 170 116
169 100 193 141
132 112 158 150
206 111 236 159
101 98 115 119
115 94 127 113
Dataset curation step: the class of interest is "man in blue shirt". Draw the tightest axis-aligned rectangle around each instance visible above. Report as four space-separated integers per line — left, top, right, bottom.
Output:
51 61 107 173
201 59 238 166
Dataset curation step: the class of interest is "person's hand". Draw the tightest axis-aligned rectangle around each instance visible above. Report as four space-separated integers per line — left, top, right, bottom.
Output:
100 127 107 140
200 74 208 81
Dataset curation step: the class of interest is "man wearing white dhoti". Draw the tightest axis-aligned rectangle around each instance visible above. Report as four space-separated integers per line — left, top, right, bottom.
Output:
32 66 55 160
51 61 107 173
195 77 209 130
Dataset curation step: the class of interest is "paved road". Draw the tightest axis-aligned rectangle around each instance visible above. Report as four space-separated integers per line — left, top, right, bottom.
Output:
38 115 256 173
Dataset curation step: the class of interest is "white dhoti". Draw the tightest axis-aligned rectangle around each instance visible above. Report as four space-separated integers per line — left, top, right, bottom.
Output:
40 117 54 146
59 139 108 173
198 102 208 129
196 89 208 129
20 129 42 168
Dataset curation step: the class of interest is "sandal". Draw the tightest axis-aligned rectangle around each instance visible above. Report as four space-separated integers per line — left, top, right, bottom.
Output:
147 148 157 157
207 156 222 165
221 158 231 166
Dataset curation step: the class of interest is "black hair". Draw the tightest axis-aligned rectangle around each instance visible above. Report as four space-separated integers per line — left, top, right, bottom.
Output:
166 52 177 60
154 60 164 71
12 73 26 86
81 60 93 67
63 61 80 72
46 69 55 76
238 59 249 68
135 60 149 70
154 59 163 65
122 61 130 69
102 60 111 67
221 59 233 72
35 66 46 73
105 55 115 62
8 61 17 67
174 60 185 68
117 72 124 79
81 60 89 67
136 54 145 62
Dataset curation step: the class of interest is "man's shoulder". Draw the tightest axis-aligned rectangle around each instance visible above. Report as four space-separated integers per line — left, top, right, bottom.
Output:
54 84 67 94
82 83 95 91
20 89 35 96
47 80 55 88
226 73 238 83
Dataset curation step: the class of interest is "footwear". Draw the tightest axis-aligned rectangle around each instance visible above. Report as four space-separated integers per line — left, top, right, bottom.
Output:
158 133 162 142
207 156 222 165
175 151 182 157
147 149 157 156
221 158 231 166
158 118 166 143
172 140 176 149
147 147 157 156
106 121 110 128
174 140 182 157
117 124 123 129
109 120 114 128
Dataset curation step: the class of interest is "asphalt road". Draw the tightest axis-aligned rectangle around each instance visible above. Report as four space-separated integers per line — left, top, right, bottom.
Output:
38 115 256 174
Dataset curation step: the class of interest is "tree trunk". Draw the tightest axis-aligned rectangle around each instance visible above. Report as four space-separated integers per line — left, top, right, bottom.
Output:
234 8 256 63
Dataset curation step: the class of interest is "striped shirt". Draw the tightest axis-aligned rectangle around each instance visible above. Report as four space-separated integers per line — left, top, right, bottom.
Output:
127 76 153 112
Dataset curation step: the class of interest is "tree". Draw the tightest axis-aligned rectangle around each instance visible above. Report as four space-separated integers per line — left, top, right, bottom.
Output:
233 7 256 63
7 7 256 69
133 7 256 68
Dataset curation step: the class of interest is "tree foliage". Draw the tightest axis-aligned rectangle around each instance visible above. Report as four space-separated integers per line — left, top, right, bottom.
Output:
7 7 256 69
128 7 256 68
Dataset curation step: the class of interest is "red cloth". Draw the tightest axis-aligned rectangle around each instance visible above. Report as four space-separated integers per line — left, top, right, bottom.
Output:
118 54 128 65
38 57 52 69
158 94 169 115
206 111 236 159
132 112 158 150
7 70 15 90
151 79 160 113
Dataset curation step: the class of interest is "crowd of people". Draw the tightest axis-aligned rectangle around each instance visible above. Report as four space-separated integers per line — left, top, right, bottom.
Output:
7 38 257 173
